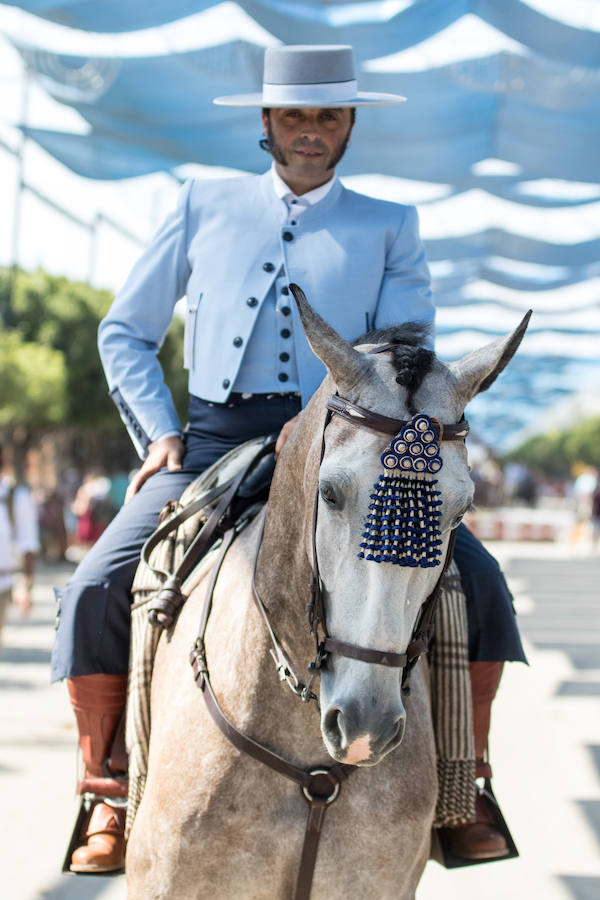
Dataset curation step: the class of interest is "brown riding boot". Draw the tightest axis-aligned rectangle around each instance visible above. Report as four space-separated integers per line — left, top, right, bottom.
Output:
70 801 127 873
446 662 509 860
67 674 128 873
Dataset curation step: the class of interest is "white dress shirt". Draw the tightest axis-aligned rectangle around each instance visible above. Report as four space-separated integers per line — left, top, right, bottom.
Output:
270 164 337 216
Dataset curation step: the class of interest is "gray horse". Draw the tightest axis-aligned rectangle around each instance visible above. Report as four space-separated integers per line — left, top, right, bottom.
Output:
126 291 528 899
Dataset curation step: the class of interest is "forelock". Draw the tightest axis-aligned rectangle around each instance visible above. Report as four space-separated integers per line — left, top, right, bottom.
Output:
354 322 435 415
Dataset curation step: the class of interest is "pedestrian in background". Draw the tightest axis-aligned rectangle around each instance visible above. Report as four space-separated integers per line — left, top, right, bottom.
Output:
0 443 39 643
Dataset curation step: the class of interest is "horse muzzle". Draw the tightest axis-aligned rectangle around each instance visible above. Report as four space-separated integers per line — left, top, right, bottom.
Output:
321 700 406 766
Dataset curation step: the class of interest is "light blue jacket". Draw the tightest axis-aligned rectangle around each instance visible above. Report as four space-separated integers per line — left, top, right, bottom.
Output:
98 170 434 457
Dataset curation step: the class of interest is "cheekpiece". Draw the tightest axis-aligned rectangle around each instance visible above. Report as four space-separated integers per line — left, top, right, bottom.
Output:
358 414 444 567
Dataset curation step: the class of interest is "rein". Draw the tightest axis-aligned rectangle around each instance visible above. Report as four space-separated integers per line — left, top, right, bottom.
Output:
185 387 467 899
190 519 355 900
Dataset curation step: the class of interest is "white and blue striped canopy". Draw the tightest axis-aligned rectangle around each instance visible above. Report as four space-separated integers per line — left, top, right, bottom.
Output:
2 0 599 447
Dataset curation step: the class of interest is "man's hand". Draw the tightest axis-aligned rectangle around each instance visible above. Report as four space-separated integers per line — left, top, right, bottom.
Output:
125 435 185 503
275 414 300 460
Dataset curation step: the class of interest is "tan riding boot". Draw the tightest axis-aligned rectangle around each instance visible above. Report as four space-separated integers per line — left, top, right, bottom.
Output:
67 673 128 873
446 662 509 860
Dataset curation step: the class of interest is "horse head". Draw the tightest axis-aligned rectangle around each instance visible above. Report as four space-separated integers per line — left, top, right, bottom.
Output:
289 284 530 767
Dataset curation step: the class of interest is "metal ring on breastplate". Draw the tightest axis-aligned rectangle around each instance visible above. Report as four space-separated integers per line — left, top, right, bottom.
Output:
302 769 341 804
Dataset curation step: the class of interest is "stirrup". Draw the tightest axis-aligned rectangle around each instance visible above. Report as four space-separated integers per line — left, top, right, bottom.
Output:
432 778 519 869
61 789 127 874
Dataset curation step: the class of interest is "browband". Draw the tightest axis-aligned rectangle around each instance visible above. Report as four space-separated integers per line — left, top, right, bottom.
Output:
326 394 469 442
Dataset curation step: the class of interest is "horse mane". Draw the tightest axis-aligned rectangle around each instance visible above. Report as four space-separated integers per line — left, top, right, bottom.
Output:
354 321 435 416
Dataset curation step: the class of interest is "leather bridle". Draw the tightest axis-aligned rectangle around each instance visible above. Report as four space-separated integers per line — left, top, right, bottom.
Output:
187 384 469 900
301 393 469 692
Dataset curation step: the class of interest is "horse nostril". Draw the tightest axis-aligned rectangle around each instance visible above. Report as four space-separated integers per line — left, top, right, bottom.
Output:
323 707 343 744
395 715 406 744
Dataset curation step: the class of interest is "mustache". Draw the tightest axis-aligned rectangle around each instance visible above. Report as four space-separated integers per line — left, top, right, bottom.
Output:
292 140 328 153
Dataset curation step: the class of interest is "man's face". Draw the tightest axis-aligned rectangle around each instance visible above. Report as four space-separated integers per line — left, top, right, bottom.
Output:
262 107 354 186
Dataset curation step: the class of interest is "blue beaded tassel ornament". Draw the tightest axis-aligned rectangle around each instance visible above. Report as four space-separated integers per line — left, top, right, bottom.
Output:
358 414 443 567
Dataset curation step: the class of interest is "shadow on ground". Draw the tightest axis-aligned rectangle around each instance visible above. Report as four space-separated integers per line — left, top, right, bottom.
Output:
559 875 600 900
39 873 123 899
0 646 51 665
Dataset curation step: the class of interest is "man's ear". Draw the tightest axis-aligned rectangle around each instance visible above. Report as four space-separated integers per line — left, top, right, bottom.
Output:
261 109 269 132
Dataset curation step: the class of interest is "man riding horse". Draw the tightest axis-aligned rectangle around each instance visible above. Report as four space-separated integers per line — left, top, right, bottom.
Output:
52 44 526 874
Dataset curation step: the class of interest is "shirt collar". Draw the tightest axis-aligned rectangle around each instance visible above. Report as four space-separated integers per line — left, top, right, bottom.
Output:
271 163 336 207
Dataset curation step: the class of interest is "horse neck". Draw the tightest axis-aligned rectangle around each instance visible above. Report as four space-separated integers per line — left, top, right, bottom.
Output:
196 409 328 766
254 396 324 668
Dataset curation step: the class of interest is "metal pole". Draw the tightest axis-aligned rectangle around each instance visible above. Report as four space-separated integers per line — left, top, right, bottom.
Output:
88 212 100 285
7 63 31 327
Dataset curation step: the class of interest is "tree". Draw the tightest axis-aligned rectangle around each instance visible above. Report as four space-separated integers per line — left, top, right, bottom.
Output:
0 331 67 428
0 266 187 428
0 267 187 474
503 417 600 476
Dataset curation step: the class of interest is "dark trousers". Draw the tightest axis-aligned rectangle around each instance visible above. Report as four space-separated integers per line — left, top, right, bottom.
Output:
51 395 525 682
51 394 302 682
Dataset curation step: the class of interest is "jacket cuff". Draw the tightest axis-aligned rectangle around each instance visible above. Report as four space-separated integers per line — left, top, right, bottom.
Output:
109 387 151 458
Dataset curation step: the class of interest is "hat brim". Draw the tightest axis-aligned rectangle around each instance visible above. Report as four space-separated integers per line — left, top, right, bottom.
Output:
213 91 406 108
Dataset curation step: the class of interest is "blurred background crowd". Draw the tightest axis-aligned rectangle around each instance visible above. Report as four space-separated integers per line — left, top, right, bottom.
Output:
3 403 600 581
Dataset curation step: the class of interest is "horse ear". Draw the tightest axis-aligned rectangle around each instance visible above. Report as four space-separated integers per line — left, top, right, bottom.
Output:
289 283 372 391
449 310 532 403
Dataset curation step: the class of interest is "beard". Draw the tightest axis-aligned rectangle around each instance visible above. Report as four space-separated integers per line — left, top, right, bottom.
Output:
264 117 352 171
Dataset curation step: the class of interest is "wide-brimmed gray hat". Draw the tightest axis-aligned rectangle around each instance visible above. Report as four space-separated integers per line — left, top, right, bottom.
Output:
213 45 406 108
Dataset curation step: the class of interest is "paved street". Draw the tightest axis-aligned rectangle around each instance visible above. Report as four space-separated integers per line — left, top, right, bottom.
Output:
1 541 598 900
420 541 600 900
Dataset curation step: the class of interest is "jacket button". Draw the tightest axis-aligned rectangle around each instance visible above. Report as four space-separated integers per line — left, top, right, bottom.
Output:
280 328 291 339
282 231 293 242
233 336 243 348
279 352 290 362
280 306 291 316
222 378 230 389
281 286 289 295
278 372 289 382
246 297 258 307
263 262 275 272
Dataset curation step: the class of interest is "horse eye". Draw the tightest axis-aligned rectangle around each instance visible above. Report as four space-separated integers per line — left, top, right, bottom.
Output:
319 483 338 507
453 502 474 529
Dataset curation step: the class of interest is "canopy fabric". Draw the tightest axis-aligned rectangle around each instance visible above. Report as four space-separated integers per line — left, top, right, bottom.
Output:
4 0 600 70
15 43 600 185
3 1 600 446
1 1 213 32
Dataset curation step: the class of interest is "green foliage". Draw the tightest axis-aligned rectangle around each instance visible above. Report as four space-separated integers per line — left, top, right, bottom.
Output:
0 330 67 427
0 267 186 432
504 416 600 476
